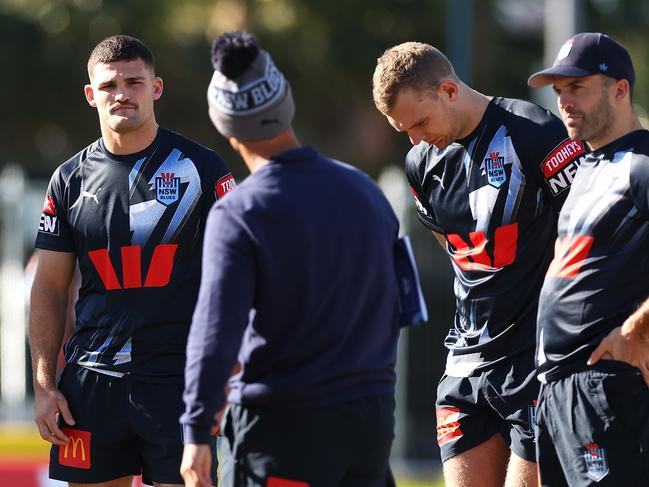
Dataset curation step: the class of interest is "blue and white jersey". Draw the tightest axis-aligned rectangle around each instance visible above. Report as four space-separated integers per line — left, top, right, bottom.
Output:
406 97 587 376
537 130 649 382
35 128 234 381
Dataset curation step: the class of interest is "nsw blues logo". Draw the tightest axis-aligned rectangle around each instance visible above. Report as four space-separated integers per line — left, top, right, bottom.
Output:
484 151 507 188
155 172 180 206
583 443 608 482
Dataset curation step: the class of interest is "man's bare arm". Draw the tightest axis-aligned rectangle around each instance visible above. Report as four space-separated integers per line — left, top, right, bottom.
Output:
29 250 77 444
432 231 446 249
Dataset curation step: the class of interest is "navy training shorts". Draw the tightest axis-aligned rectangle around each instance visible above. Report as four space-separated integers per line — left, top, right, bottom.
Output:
536 360 649 487
49 363 217 485
219 395 395 487
435 351 538 462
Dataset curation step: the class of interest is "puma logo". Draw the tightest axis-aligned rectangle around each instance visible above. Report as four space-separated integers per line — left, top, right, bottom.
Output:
432 175 445 190
71 188 102 209
81 188 102 204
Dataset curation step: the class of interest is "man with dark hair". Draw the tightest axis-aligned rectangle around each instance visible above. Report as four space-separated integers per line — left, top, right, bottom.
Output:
179 31 406 487
29 34 234 487
87 34 155 74
529 32 649 486
372 43 586 486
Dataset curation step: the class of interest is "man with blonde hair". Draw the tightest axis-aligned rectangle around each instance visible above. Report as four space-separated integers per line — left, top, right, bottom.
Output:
373 42 586 486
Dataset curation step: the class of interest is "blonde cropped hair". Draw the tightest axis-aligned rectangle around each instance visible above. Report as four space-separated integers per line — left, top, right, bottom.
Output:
372 42 457 114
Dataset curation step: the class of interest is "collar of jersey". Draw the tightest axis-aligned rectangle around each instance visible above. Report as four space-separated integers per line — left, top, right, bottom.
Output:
592 128 649 159
99 127 166 163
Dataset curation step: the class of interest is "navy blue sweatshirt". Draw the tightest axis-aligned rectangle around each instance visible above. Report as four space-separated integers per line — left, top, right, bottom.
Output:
181 146 401 444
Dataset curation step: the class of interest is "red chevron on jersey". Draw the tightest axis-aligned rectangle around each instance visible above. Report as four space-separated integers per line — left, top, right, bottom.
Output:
447 223 518 271
88 244 178 290
546 236 594 279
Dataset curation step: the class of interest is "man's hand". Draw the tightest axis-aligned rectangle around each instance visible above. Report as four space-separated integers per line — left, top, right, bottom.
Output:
210 405 226 436
180 443 213 487
33 386 75 445
588 318 649 386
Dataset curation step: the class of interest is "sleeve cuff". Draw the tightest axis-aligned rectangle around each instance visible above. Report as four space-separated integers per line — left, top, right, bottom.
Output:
182 424 212 445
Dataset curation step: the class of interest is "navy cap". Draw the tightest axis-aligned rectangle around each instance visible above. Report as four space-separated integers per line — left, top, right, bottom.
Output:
528 32 635 88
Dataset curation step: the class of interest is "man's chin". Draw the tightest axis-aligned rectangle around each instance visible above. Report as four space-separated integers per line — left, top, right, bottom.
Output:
109 118 142 133
567 127 584 141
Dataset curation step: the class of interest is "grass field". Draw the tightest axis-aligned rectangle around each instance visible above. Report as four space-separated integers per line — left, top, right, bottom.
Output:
397 478 444 487
0 423 444 486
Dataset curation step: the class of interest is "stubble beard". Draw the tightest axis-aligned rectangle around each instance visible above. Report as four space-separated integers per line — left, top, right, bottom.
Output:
107 111 146 135
572 93 614 146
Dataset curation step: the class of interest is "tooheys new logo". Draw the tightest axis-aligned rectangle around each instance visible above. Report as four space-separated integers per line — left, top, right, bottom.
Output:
38 194 59 235
541 139 587 195
215 173 236 199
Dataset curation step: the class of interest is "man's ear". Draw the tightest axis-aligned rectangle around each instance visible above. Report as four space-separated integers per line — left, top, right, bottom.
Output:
614 79 630 101
437 79 459 101
84 84 97 108
152 76 163 101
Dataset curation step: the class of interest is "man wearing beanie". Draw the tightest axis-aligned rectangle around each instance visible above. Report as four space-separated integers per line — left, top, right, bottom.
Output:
529 32 649 486
180 31 405 487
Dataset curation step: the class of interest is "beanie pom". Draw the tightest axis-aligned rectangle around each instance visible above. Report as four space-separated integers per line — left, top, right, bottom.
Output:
211 31 260 80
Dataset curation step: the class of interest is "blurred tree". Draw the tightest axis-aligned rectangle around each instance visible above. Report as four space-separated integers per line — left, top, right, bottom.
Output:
2 0 648 179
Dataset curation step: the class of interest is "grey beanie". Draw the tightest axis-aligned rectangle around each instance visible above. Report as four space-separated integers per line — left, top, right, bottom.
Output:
207 32 295 141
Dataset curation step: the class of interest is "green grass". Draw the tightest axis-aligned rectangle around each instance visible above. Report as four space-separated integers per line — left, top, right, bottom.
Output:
396 477 444 487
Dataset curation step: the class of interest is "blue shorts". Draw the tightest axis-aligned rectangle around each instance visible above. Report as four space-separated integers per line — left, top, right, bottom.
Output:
537 360 649 487
219 395 395 487
49 364 217 485
435 351 538 462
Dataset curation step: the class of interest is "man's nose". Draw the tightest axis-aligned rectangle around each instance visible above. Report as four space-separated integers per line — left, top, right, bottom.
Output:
114 89 130 102
558 92 575 111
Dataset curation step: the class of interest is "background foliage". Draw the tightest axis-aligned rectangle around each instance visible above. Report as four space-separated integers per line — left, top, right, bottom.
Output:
3 0 647 182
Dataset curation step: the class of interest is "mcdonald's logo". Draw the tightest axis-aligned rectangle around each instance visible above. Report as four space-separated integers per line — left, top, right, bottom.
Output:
59 428 91 469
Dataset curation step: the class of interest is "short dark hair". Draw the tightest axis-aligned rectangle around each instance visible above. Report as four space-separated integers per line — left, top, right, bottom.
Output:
87 35 155 77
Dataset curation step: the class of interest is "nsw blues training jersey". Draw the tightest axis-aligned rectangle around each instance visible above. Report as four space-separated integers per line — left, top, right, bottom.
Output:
406 97 586 376
537 130 649 382
35 128 235 380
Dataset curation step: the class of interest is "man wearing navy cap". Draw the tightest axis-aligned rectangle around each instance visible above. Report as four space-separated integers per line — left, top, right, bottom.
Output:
529 32 649 486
